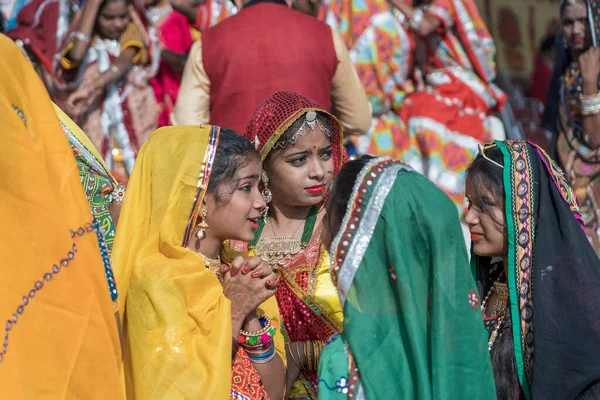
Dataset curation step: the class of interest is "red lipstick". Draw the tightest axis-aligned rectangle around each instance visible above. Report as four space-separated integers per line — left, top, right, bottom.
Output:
470 232 483 241
305 185 325 195
247 218 259 230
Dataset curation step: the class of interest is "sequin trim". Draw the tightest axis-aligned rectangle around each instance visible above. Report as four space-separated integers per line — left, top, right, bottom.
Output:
0 223 95 364
330 157 411 306
505 140 535 385
183 126 220 247
94 218 118 304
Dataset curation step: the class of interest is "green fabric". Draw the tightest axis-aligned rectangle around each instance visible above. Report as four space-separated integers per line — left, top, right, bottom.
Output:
497 141 528 397
318 335 352 398
64 128 117 254
319 160 496 399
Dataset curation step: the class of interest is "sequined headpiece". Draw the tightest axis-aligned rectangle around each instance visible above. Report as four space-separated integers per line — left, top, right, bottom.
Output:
244 91 346 174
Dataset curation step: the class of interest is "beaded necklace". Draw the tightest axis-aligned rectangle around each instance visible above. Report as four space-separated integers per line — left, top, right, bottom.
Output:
249 205 318 268
482 273 509 351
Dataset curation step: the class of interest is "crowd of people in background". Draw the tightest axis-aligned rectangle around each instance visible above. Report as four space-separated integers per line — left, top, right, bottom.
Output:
2 0 600 398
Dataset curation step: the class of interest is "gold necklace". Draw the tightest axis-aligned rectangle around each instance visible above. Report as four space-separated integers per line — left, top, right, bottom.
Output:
198 252 221 277
254 216 307 268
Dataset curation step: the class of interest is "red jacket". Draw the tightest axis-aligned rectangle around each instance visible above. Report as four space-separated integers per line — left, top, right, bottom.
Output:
202 2 337 133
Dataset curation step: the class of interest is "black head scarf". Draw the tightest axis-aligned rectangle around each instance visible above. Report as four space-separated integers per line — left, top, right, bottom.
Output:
474 140 600 399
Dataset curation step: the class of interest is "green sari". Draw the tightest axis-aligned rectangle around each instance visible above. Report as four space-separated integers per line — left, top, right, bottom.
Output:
318 157 496 399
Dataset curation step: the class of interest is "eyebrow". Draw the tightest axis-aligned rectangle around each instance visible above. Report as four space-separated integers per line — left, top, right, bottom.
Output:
238 174 260 180
285 145 332 158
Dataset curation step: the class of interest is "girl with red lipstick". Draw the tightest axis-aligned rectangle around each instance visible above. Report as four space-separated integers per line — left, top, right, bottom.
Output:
226 91 344 399
556 0 600 257
466 140 600 399
113 126 286 399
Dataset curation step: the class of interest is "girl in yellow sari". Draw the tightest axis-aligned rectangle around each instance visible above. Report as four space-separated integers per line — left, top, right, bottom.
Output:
113 125 286 399
229 91 344 399
0 34 122 398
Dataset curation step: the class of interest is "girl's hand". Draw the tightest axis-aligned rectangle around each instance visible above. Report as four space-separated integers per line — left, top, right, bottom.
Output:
222 256 278 321
220 256 277 285
66 87 92 118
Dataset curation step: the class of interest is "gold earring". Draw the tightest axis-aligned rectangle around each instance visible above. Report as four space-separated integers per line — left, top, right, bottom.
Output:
261 170 272 203
196 208 209 240
261 171 272 223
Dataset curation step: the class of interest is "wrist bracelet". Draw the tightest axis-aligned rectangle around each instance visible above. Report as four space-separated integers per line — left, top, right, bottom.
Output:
409 9 424 31
72 31 90 44
238 315 277 347
246 340 275 364
580 92 600 116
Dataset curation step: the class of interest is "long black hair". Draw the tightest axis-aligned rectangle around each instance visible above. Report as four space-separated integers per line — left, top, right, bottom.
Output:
324 155 374 249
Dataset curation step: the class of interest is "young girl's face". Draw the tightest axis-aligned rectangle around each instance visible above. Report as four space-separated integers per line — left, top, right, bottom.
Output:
204 157 266 243
265 128 335 209
464 177 507 258
561 0 592 55
96 0 130 40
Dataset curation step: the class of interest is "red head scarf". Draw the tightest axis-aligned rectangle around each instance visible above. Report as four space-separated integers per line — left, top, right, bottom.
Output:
244 91 346 175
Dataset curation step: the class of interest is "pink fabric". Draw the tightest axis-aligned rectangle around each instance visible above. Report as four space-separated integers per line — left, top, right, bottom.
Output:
150 11 193 126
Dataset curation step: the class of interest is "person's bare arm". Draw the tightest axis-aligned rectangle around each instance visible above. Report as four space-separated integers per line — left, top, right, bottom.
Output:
66 0 103 62
388 0 442 37
579 47 600 148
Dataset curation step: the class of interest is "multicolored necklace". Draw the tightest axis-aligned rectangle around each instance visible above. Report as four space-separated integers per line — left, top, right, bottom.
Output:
482 274 509 351
249 205 318 268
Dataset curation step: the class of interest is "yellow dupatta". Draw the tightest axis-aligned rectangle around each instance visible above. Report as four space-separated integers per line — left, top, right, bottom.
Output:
112 125 285 399
0 34 122 398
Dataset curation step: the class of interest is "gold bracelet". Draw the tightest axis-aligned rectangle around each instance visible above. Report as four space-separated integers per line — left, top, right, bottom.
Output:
305 341 313 374
312 341 322 372
295 343 305 373
286 343 301 369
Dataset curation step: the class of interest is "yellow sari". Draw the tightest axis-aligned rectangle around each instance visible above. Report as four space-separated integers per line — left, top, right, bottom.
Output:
0 34 122 398
113 125 285 399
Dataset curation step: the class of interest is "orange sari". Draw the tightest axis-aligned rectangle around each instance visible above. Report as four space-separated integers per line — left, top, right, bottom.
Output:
0 34 122 398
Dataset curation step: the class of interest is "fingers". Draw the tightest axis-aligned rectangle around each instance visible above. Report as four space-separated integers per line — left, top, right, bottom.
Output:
219 263 230 276
230 256 245 276
241 256 264 275
250 261 271 278
260 271 279 290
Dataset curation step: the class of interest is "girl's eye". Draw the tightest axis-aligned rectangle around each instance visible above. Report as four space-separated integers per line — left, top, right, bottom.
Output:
289 157 306 166
239 185 252 192
467 199 472 210
320 150 333 159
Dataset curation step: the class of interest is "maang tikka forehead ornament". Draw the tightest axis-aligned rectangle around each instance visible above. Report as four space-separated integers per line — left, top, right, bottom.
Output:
272 111 332 150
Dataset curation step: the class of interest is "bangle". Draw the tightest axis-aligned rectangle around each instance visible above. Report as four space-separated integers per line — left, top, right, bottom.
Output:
238 315 277 348
409 9 424 31
72 31 90 44
580 92 600 116
246 340 275 364
305 341 314 374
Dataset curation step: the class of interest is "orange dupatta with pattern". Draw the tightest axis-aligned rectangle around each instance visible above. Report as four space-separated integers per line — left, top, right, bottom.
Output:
0 34 122 398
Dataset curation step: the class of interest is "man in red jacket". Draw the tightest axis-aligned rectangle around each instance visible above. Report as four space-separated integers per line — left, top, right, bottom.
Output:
173 0 371 135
